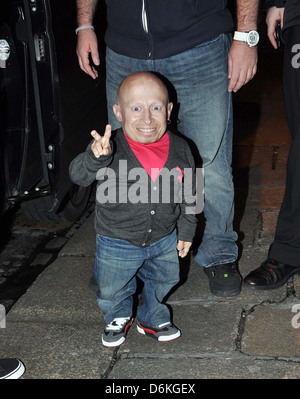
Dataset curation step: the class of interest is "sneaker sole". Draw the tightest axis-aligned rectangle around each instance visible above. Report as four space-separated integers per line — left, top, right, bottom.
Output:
137 324 181 342
1 361 25 379
102 335 126 347
209 287 241 297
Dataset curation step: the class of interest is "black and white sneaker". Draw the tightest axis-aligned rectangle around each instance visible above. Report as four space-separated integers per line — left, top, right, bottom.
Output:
204 262 242 297
102 317 133 347
0 358 25 379
137 321 181 342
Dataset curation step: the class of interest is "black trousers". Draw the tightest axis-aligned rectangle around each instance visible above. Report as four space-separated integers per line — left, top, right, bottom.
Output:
269 25 300 266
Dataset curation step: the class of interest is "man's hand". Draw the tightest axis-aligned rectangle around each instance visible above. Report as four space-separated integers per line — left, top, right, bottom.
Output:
228 41 258 92
91 124 112 158
266 6 285 49
76 29 100 79
177 240 192 258
228 0 259 92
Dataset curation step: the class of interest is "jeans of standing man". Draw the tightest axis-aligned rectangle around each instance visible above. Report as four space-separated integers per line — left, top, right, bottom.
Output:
105 33 238 268
268 25 300 266
93 230 179 325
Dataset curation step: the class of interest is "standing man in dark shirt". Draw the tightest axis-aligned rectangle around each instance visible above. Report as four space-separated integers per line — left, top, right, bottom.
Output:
245 0 300 289
75 1 260 297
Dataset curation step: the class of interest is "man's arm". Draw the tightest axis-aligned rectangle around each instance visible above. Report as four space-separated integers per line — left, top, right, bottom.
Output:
228 0 260 93
77 0 98 26
236 0 259 31
76 0 100 79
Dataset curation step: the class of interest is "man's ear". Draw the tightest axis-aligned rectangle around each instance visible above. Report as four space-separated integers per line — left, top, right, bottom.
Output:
113 104 122 122
167 102 173 120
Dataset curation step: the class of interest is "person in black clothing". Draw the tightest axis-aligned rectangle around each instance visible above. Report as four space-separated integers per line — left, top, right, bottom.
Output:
244 0 300 289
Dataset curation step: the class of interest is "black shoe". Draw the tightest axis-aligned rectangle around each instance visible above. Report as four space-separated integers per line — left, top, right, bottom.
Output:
244 258 300 290
0 358 25 379
204 262 242 297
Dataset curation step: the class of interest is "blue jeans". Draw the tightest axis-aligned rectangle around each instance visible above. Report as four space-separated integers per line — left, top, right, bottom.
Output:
106 33 238 267
93 230 179 326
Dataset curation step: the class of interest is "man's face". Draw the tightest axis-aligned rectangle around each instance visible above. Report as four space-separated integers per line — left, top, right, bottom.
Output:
113 75 173 144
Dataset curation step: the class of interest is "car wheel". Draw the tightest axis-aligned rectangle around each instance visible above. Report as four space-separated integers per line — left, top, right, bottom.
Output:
21 184 91 222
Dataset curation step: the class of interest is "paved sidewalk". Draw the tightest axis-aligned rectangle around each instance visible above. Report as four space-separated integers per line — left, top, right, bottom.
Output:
0 201 299 379
1 38 300 381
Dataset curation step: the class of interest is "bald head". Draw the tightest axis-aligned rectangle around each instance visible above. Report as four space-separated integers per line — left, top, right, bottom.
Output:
116 72 169 106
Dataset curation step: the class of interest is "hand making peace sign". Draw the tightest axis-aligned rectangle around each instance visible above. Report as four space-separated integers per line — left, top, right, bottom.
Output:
90 124 112 158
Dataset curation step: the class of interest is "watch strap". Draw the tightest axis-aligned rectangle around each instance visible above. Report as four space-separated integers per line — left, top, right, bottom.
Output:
233 31 248 42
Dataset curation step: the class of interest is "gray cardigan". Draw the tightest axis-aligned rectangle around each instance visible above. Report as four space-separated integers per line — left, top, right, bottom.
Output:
69 129 198 247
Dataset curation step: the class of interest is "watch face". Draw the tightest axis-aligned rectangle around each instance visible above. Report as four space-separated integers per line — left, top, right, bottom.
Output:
247 31 259 47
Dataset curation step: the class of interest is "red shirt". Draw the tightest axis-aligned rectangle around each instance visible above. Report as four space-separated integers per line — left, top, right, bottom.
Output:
124 132 170 181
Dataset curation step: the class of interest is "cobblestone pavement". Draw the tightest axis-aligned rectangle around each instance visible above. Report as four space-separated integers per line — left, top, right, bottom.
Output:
0 200 95 313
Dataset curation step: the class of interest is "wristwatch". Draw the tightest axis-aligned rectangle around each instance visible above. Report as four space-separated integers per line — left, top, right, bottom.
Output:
233 30 260 47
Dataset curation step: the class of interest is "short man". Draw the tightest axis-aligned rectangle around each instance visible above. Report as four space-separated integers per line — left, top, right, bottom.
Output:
69 72 197 346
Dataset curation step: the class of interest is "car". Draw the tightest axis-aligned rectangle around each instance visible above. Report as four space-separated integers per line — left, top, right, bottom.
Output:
0 0 107 221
